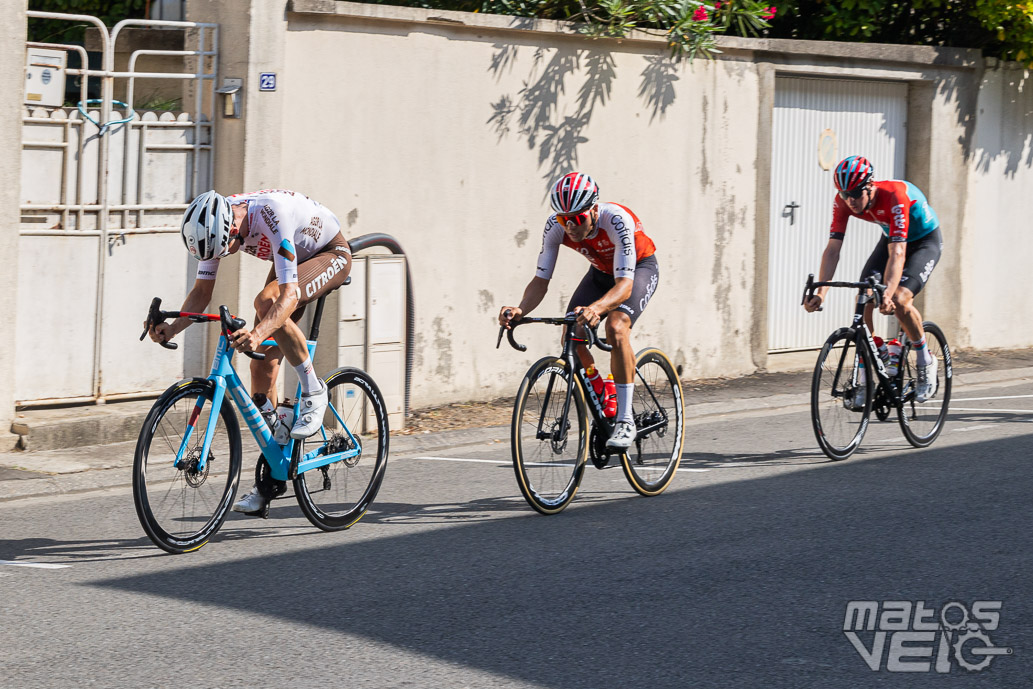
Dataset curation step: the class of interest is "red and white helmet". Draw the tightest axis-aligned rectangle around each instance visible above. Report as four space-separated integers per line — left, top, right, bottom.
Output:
180 190 232 261
834 156 874 193
549 172 599 214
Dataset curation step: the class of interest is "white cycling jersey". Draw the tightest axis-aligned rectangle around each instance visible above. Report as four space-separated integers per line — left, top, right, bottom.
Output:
195 189 343 284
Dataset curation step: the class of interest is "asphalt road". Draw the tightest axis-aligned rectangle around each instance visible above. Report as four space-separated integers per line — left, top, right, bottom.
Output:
2 379 1032 687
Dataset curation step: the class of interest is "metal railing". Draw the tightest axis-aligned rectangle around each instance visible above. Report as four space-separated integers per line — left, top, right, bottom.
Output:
21 11 219 405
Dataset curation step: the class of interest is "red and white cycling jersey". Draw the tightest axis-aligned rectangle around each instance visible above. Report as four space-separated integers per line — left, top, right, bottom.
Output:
535 202 656 280
195 189 342 284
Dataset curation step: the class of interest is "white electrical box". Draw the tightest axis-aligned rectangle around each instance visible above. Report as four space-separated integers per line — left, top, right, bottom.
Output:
25 48 66 107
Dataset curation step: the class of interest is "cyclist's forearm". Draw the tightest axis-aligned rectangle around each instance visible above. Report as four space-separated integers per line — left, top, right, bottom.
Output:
517 277 549 316
817 244 841 296
883 246 906 295
253 286 301 341
170 290 213 335
592 278 633 315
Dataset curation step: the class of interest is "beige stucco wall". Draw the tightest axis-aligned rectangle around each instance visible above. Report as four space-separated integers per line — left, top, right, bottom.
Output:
1 2 26 443
960 62 1033 349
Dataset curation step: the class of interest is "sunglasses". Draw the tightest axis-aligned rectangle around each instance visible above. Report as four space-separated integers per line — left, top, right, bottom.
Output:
557 211 591 226
838 186 867 200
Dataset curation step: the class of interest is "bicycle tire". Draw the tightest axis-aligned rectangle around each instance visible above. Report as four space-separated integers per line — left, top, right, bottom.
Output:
897 321 952 448
133 378 242 554
512 356 589 515
811 328 873 461
620 348 684 496
293 367 389 531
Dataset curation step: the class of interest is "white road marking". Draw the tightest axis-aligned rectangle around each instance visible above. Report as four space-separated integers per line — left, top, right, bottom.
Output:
410 456 709 472
953 424 997 433
937 407 1033 414
0 560 70 569
949 394 1033 402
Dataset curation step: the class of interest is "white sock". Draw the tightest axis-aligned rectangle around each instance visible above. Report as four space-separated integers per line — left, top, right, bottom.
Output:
616 383 634 425
294 357 321 394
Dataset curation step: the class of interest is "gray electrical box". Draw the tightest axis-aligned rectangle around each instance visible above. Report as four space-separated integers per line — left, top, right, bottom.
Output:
25 48 66 107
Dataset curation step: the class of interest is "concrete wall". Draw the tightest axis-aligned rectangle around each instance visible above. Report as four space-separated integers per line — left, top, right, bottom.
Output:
1 2 26 441
960 62 1033 349
176 0 1031 412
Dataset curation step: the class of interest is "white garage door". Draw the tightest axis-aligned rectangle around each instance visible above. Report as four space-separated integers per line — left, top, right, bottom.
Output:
767 76 908 351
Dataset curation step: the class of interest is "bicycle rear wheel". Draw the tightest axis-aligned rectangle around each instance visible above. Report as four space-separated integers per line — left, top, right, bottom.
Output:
811 329 873 461
133 379 242 554
512 356 589 514
293 367 389 531
621 348 684 496
897 321 952 447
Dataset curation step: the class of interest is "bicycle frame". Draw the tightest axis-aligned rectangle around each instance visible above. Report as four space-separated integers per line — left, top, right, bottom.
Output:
500 315 667 443
804 274 905 404
164 309 362 482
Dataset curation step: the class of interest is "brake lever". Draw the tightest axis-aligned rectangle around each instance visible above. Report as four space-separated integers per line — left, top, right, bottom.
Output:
141 297 178 349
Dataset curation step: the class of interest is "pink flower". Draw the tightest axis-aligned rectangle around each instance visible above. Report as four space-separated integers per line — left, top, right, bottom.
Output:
714 1 722 7
692 6 709 21
761 6 777 19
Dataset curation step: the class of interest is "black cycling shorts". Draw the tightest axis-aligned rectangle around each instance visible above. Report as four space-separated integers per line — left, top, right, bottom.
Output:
566 255 659 327
860 228 942 297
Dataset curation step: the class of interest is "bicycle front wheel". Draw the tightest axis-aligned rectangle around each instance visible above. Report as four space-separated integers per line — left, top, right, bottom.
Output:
293 367 389 531
897 321 952 447
811 329 873 461
133 379 242 554
621 348 685 496
512 356 589 515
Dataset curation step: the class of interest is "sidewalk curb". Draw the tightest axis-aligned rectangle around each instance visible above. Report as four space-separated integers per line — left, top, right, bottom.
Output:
3 364 1031 504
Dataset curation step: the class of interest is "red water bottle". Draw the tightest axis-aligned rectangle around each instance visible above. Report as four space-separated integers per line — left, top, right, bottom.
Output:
585 365 608 415
603 374 617 418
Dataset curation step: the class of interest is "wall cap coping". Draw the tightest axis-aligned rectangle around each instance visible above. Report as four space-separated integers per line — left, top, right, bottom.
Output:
288 0 982 69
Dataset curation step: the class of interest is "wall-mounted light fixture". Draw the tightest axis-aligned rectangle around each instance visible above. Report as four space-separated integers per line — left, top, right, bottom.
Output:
216 78 242 118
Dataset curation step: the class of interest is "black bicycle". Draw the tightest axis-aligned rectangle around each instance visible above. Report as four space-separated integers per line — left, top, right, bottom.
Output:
803 274 952 460
498 313 684 514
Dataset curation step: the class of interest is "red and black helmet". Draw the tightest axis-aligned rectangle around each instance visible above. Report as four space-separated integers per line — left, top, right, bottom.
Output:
834 156 874 193
549 172 599 214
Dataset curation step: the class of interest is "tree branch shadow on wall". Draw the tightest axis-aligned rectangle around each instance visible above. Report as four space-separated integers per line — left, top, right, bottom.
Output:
946 68 1033 177
487 42 680 190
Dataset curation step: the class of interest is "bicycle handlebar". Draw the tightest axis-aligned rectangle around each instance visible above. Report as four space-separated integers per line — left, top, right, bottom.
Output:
140 297 265 360
802 273 887 310
496 310 613 353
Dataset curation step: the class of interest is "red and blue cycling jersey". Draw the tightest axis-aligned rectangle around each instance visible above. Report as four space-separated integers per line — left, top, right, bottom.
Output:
830 180 939 243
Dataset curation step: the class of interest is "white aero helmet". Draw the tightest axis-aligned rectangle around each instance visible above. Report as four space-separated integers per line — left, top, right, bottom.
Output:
181 190 233 260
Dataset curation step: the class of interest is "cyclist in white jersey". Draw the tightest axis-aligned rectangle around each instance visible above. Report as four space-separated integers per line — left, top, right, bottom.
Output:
146 189 352 515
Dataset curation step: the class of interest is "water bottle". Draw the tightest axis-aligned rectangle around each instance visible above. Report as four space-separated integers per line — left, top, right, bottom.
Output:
886 339 902 378
873 335 889 367
603 374 618 418
274 400 295 445
585 366 608 415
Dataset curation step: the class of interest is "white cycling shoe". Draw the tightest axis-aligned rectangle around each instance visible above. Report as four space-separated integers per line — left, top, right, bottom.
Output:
232 485 268 516
290 381 328 439
916 357 939 403
606 420 636 450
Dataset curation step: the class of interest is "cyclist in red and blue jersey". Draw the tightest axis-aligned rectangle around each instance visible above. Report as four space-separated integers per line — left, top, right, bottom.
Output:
499 172 660 450
803 155 942 403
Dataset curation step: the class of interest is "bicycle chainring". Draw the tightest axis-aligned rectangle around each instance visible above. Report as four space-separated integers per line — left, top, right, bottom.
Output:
589 422 612 469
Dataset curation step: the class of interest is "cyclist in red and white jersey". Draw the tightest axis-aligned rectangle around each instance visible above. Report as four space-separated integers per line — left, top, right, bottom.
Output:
499 173 660 450
146 189 352 514
803 156 943 404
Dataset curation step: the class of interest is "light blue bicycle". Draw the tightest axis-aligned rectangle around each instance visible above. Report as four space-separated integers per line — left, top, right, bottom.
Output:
133 295 389 554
